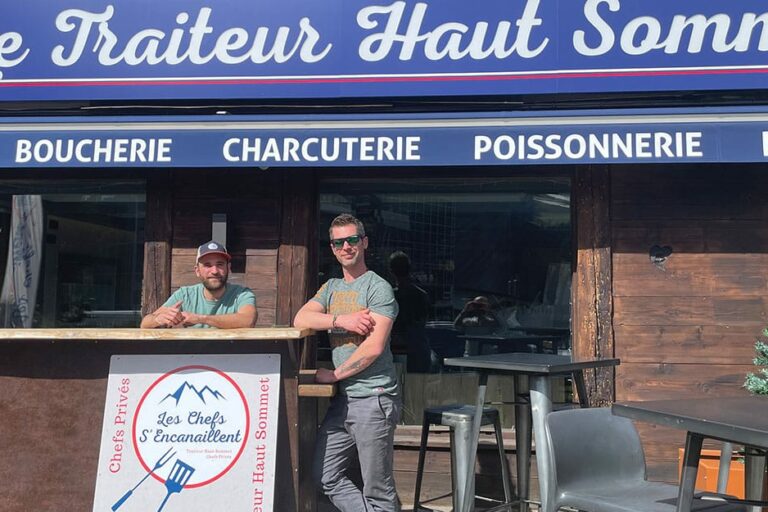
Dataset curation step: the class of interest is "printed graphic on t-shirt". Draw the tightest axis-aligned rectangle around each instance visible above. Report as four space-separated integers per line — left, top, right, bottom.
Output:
328 290 365 348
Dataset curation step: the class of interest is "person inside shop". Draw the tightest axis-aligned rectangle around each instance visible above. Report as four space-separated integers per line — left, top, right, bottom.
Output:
293 213 401 512
140 240 257 329
453 295 502 335
389 250 433 372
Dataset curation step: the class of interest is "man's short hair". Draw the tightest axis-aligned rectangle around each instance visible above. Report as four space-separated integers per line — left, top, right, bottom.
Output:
389 251 410 278
329 213 366 239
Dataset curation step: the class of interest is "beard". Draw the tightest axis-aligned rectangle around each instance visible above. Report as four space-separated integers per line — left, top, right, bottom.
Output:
202 274 228 292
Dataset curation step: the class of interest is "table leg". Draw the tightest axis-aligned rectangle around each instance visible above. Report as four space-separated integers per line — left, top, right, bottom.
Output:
461 371 488 512
572 369 589 408
745 447 766 512
529 375 554 512
716 442 733 494
514 374 531 512
677 432 703 512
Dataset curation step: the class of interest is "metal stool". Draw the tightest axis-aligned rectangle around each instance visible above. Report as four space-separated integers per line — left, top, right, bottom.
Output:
414 404 513 512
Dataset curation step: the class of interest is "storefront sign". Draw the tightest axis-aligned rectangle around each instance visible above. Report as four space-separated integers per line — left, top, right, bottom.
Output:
92 354 280 512
2 109 768 167
2 0 768 100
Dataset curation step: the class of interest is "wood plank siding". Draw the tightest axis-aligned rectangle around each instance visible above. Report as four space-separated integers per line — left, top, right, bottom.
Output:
611 164 768 482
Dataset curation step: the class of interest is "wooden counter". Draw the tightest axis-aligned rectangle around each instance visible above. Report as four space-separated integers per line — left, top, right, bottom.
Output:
0 327 311 341
0 327 319 512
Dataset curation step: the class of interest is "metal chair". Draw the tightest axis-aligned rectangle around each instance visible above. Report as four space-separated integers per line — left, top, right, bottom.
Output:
543 407 747 512
413 404 513 511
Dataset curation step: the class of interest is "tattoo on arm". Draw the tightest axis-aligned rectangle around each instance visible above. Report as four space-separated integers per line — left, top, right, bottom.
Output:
339 356 371 376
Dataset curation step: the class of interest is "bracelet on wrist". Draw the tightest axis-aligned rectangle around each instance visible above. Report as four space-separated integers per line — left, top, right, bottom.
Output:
332 314 338 328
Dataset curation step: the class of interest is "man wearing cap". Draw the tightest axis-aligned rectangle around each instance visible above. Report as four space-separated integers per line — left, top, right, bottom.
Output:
294 213 401 512
140 241 257 329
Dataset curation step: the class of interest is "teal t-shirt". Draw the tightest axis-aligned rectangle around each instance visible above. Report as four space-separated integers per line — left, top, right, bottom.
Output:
163 283 256 329
312 270 399 398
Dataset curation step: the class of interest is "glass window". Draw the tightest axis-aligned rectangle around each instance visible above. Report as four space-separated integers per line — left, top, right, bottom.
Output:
0 180 145 328
319 176 572 425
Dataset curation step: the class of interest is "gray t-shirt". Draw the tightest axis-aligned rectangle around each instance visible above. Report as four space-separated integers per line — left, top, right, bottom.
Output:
312 271 399 397
163 283 255 329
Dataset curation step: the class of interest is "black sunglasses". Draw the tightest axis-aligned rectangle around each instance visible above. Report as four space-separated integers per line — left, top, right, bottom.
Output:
331 235 363 248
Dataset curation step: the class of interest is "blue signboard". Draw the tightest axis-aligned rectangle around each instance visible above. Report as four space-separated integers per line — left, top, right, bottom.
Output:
1 108 768 167
2 0 768 101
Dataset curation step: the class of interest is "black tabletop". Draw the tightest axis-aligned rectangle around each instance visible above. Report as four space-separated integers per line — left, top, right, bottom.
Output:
613 396 768 449
443 352 620 374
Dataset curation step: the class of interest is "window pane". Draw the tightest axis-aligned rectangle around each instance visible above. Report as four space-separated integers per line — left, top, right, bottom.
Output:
319 176 571 425
0 180 145 328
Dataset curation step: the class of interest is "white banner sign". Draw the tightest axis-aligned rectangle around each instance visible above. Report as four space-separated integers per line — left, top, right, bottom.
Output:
93 354 280 512
0 195 43 327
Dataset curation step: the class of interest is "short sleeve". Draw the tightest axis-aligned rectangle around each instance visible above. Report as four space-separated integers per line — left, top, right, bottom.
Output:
310 281 331 311
162 288 185 308
235 287 256 309
368 279 399 320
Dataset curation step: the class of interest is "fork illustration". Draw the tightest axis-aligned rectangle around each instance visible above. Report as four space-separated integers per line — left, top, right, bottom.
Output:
156 459 196 512
111 447 176 511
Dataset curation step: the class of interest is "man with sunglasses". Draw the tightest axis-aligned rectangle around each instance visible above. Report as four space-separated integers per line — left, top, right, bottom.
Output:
294 213 401 512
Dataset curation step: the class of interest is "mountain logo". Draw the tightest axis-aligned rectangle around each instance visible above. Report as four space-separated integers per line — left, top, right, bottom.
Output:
160 381 227 406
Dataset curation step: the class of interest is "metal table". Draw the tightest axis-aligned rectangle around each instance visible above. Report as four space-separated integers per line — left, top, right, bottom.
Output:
613 397 768 512
443 353 620 512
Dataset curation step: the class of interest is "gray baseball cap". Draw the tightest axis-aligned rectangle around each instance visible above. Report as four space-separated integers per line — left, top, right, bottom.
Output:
196 240 231 262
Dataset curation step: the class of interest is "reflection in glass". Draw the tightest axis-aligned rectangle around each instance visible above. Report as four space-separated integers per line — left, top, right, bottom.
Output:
0 181 145 328
319 176 572 425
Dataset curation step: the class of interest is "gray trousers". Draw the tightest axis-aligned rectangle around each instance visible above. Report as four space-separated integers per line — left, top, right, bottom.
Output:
313 393 401 512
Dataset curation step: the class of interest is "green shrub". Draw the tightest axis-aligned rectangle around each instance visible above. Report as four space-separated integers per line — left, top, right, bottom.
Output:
744 334 768 395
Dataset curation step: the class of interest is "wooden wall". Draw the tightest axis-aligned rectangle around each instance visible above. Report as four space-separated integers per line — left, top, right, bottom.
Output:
611 164 766 481
142 168 316 325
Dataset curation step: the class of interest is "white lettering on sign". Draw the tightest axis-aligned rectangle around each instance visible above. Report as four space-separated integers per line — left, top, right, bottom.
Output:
474 131 703 161
2 0 768 87
0 32 29 78
357 0 548 61
15 138 173 163
763 132 768 157
223 136 421 163
51 7 331 67
575 0 768 56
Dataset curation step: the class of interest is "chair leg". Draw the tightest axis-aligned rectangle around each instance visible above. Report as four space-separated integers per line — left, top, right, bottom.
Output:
453 421 475 512
413 415 431 511
493 413 514 509
449 426 459 512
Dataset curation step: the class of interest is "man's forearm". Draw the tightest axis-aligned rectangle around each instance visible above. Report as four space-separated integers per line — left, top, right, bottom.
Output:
198 311 257 329
293 310 334 330
140 313 160 329
334 343 382 381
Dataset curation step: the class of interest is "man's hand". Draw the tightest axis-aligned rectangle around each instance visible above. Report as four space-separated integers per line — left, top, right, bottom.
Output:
336 309 376 336
180 311 202 327
315 367 339 384
151 301 183 328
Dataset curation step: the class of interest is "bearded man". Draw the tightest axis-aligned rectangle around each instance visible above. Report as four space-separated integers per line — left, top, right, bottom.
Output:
140 241 257 329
